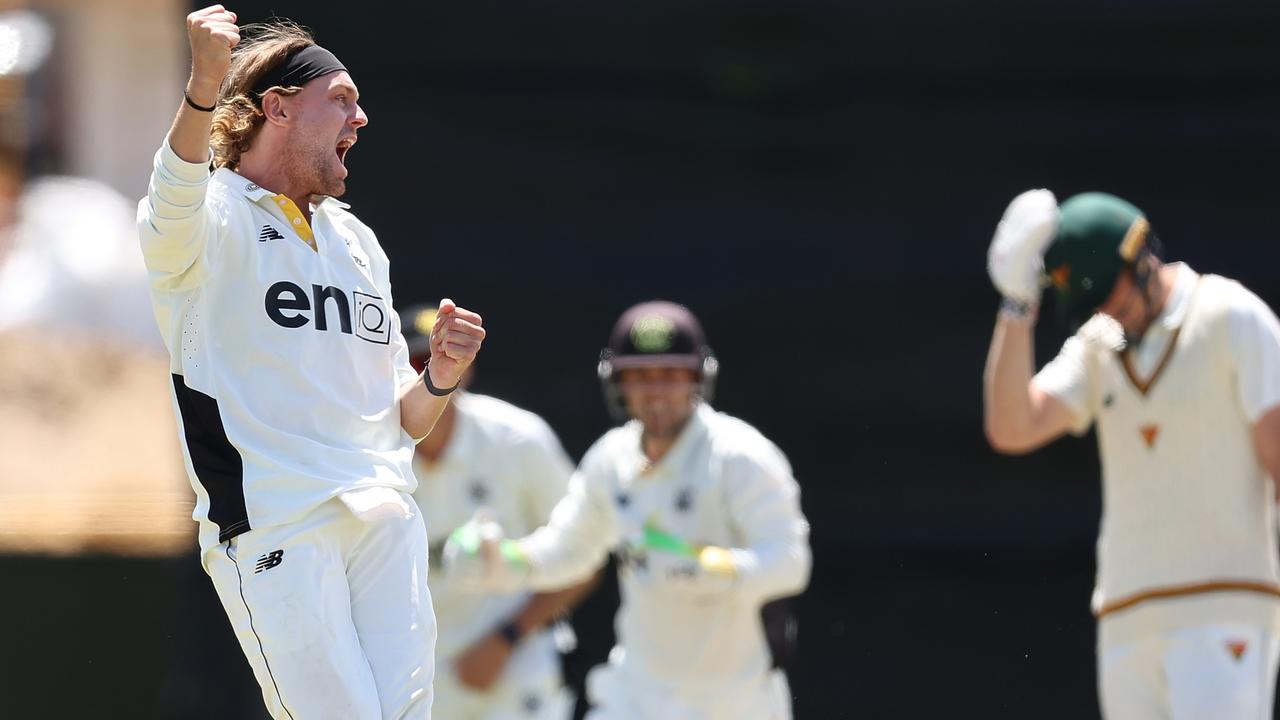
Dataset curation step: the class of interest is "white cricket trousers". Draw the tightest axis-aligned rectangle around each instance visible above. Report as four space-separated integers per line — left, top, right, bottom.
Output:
584 660 792 720
205 492 437 720
432 666 573 720
1099 622 1280 719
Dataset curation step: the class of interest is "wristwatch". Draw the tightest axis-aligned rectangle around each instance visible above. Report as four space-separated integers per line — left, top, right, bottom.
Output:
999 296 1036 320
497 620 522 646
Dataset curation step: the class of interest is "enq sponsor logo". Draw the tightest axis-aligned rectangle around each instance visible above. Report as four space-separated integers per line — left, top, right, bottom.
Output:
265 281 391 345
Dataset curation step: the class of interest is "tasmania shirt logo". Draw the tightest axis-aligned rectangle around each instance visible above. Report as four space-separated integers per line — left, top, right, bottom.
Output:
1139 424 1160 449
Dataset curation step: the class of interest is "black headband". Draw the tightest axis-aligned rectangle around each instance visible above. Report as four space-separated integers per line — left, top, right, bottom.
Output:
251 44 347 97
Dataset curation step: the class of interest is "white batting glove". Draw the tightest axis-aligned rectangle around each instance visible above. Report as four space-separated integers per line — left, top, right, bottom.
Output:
442 512 529 594
987 189 1060 306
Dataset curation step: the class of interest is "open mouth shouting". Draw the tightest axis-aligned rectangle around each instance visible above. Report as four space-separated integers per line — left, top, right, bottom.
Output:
336 134 357 165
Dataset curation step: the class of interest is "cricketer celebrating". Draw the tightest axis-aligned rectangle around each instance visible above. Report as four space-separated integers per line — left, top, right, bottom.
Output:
984 190 1280 718
137 7 485 718
401 305 594 720
446 300 811 720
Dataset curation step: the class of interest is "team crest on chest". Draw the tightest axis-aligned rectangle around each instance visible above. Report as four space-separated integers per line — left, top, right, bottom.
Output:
1226 640 1248 662
674 488 693 513
1138 424 1160 449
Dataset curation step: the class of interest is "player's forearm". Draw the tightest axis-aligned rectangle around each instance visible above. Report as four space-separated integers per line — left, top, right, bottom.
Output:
398 374 453 441
168 76 219 166
139 20 227 280
521 541 610 592
983 310 1039 452
1252 407 1280 500
506 572 601 639
520 526 612 592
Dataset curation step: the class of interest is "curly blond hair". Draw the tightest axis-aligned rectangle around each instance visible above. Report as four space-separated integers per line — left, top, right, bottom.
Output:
210 22 314 170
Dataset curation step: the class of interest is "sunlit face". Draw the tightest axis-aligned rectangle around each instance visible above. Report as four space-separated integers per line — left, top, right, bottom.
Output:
279 71 367 198
1096 269 1152 344
617 366 699 440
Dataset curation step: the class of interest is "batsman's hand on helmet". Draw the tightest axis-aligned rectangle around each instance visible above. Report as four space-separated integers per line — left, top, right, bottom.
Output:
624 521 736 597
987 189 1060 306
443 511 529 593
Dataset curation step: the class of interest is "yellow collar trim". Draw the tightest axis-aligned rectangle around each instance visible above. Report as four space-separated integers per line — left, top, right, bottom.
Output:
270 194 315 246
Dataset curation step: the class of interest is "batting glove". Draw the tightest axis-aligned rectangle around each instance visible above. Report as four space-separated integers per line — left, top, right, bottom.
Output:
987 189 1059 306
443 512 529 594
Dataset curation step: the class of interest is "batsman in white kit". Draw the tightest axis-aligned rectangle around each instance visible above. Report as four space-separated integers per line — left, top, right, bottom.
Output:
137 7 486 719
984 191 1280 718
446 300 811 720
400 305 595 720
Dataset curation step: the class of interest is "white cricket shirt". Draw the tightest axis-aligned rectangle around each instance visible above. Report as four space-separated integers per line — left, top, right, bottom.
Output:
138 142 419 557
411 392 573 680
519 403 811 701
1035 264 1280 641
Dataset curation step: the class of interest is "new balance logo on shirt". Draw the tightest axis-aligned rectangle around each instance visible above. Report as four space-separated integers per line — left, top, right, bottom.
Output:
255 549 284 573
258 225 285 242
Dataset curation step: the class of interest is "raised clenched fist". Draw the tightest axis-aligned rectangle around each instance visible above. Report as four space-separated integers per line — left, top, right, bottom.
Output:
187 5 240 94
427 298 485 392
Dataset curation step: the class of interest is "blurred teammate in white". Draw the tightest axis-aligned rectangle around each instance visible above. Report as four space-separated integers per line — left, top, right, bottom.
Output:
984 191 1280 718
400 305 594 720
446 300 811 720
137 7 485 719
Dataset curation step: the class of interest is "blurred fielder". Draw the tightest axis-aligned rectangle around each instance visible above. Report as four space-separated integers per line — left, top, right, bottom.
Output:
984 191 1280 718
137 7 485 718
401 305 594 720
447 300 811 720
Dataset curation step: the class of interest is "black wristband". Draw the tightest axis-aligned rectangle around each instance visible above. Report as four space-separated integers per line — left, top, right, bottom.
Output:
184 91 216 113
423 364 460 396
999 296 1036 320
496 620 522 646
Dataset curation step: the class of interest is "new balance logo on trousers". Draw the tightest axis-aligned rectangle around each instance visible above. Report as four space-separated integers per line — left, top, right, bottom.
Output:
255 549 284 573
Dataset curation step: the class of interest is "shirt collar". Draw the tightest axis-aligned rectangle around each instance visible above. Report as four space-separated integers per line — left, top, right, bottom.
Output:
1156 262 1197 330
214 168 351 210
215 168 273 202
319 196 351 210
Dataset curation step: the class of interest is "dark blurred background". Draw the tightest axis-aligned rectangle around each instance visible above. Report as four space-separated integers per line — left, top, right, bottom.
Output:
4 0 1280 717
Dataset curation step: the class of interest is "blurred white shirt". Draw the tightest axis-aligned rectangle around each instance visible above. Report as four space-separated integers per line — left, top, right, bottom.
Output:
413 391 574 680
0 176 162 351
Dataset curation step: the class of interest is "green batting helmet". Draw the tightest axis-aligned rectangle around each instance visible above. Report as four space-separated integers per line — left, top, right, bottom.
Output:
1043 192 1157 327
